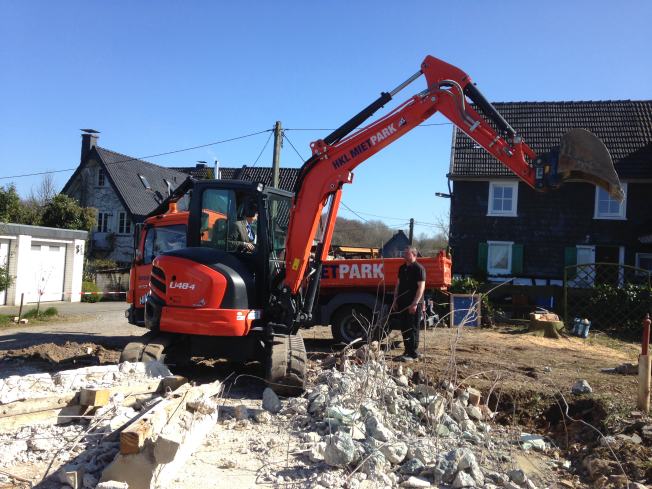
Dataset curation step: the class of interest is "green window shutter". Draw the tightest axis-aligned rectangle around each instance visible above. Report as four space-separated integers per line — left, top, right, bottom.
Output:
477 242 488 272
512 244 523 275
564 246 577 279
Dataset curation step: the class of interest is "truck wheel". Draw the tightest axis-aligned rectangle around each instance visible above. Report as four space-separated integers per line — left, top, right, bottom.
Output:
331 305 372 344
266 334 306 397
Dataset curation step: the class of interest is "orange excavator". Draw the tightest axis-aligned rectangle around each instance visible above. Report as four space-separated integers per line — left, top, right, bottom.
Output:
121 55 622 394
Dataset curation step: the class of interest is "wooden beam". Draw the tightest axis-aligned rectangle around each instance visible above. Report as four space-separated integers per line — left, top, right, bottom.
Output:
0 376 189 432
119 381 222 455
0 405 88 431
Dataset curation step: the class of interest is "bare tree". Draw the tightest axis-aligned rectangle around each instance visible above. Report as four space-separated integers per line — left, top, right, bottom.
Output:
29 173 57 206
434 211 450 243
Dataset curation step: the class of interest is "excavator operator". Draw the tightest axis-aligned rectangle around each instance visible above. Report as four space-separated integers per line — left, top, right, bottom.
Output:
229 199 258 253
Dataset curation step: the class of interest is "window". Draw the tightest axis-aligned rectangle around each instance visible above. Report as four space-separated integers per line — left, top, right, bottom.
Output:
138 174 151 190
98 168 106 186
142 225 186 264
594 183 627 220
488 181 518 216
487 241 513 275
199 188 259 254
97 212 109 232
118 212 131 235
636 253 652 274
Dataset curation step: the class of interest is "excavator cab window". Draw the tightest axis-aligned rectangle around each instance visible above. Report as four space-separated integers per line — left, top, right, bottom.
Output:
199 188 259 254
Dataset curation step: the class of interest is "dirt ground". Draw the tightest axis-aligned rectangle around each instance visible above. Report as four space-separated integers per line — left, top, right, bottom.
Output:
1 322 650 487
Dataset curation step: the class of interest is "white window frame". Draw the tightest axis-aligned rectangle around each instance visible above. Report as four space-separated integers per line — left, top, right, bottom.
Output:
636 252 652 273
97 212 110 233
118 212 131 235
98 168 106 187
487 180 518 217
487 240 513 275
594 183 627 220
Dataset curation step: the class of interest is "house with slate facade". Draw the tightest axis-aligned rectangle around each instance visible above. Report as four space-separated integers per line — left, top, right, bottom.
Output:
62 132 300 265
448 100 652 285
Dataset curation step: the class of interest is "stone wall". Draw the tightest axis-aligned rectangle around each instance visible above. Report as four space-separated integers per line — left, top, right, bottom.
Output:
67 159 134 265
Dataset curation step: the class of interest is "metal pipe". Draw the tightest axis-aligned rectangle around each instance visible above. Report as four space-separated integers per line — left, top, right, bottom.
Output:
389 70 422 97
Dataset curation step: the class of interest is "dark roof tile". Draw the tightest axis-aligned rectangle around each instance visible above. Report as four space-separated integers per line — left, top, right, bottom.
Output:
173 165 299 192
450 100 652 179
96 148 187 218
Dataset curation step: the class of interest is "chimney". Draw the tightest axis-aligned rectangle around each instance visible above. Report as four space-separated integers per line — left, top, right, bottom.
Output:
214 158 220 179
80 129 100 162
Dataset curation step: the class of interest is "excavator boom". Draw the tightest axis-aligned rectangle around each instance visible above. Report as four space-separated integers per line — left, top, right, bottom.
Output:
277 55 622 328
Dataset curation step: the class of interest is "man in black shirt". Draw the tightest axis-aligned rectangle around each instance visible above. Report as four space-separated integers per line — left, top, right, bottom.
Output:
392 245 426 361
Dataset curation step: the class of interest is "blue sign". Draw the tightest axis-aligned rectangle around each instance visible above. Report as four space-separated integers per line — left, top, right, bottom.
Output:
450 294 481 327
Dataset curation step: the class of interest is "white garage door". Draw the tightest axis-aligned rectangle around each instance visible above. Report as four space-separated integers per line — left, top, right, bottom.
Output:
0 240 9 305
27 243 66 303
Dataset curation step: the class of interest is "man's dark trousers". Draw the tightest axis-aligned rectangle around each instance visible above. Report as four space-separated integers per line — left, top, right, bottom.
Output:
399 308 422 358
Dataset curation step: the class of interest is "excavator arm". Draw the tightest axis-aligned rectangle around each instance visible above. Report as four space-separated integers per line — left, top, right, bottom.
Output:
272 55 621 331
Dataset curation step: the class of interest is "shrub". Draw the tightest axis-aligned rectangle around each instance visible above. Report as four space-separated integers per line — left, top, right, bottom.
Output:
82 281 101 303
84 258 119 282
0 264 12 293
587 282 652 338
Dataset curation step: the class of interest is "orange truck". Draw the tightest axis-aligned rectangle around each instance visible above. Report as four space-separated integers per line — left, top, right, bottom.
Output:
127 206 451 341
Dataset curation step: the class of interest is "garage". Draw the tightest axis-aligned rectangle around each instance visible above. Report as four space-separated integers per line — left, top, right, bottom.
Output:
27 242 67 303
0 239 9 305
0 224 87 306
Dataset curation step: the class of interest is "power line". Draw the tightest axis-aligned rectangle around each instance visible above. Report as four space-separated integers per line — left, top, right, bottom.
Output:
250 130 274 168
340 201 369 223
282 132 306 162
0 129 273 181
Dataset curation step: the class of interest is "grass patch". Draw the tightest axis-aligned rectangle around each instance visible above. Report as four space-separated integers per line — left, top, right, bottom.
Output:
585 329 639 354
0 307 59 326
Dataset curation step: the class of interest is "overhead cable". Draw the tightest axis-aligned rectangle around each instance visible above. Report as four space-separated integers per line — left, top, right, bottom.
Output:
0 129 273 180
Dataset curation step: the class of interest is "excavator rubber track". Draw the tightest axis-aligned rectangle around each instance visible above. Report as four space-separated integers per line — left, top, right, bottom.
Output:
266 333 307 397
119 332 177 363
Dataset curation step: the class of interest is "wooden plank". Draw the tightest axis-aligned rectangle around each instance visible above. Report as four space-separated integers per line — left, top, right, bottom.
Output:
80 388 111 407
0 405 87 431
0 376 187 418
0 392 79 418
119 381 221 455
120 384 192 455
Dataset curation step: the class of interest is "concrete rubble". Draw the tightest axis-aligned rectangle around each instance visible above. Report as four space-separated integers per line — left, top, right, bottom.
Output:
1 346 583 488
251 341 569 488
0 361 199 489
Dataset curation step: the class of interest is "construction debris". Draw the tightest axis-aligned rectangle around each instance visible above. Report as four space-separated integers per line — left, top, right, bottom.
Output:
0 361 190 488
2 340 639 488
571 379 593 395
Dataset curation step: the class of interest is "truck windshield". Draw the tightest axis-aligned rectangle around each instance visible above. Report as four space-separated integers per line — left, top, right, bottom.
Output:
142 224 186 264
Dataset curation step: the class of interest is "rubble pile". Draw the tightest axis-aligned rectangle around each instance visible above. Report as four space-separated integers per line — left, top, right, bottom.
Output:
0 361 172 404
269 343 566 489
0 361 186 488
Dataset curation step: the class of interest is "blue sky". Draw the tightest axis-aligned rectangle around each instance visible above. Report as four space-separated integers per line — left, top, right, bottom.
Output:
1 1 650 237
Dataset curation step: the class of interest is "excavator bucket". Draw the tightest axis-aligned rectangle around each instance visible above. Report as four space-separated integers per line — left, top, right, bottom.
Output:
557 128 624 201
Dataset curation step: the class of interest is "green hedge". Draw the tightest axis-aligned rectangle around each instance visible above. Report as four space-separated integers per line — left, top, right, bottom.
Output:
81 281 101 303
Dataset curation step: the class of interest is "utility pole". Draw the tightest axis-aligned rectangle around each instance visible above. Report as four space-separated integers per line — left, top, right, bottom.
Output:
272 121 282 188
408 218 415 245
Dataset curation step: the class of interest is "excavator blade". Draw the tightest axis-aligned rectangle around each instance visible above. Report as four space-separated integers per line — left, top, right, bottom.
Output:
557 128 624 201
